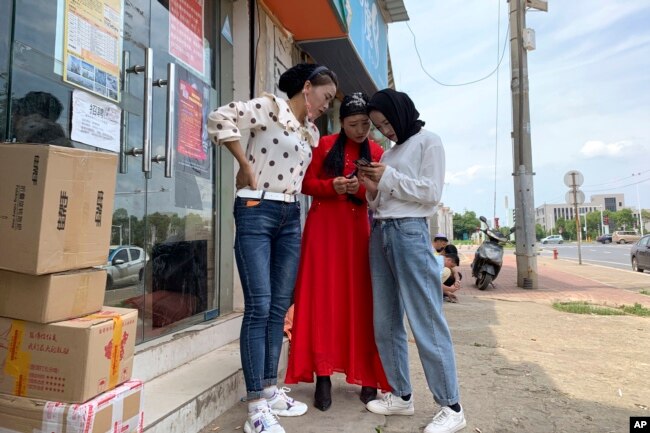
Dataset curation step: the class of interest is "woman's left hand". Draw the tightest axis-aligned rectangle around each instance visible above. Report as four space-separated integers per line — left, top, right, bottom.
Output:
358 162 386 184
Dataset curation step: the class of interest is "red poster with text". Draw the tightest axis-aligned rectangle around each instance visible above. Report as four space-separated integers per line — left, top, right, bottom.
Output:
177 80 206 161
169 0 204 74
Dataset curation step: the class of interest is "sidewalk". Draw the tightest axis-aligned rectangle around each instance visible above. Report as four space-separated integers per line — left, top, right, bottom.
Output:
199 254 650 433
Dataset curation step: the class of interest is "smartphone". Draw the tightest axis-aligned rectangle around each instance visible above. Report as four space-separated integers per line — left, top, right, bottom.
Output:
354 158 371 167
346 168 358 179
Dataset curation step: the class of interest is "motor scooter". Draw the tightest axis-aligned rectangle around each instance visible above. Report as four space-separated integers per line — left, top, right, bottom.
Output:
471 216 511 290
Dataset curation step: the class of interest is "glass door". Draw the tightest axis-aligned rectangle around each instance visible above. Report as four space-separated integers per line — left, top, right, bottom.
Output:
6 0 224 343
108 0 221 342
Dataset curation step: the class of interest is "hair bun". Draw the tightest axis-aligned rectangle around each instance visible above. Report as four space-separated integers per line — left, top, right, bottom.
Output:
279 64 318 98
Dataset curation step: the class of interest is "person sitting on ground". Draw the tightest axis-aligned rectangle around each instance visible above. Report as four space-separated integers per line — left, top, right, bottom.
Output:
433 233 449 254
442 244 462 286
442 253 461 303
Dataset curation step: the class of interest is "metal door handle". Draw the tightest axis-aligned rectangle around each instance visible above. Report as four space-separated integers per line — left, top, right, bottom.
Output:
119 50 130 174
125 47 153 173
152 63 176 178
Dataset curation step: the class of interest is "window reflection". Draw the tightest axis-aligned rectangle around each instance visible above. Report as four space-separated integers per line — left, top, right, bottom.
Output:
11 91 71 146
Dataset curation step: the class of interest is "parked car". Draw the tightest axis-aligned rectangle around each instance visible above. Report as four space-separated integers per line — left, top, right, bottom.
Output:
631 235 650 273
101 245 147 290
596 234 612 244
541 234 564 244
612 230 642 244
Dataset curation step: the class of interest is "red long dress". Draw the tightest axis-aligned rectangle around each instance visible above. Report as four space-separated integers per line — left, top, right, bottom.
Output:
284 134 389 389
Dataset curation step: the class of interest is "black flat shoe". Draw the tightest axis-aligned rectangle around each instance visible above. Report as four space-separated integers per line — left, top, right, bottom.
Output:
314 376 332 411
359 386 377 404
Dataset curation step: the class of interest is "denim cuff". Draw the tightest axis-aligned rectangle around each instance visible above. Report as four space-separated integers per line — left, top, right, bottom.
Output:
245 390 264 401
262 378 277 388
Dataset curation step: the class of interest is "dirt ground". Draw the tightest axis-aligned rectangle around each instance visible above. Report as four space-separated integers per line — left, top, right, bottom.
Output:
438 296 649 433
201 255 650 433
201 296 649 433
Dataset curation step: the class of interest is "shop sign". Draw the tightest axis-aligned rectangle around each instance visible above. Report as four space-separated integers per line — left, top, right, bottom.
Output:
63 0 123 102
169 0 205 75
348 0 388 90
175 66 211 179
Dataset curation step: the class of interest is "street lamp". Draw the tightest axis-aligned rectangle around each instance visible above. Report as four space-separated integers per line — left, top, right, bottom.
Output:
594 204 604 236
632 173 645 236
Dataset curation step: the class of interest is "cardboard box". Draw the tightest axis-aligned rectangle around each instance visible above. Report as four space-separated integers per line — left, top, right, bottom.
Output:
0 379 144 433
0 268 106 323
0 307 137 403
0 144 117 274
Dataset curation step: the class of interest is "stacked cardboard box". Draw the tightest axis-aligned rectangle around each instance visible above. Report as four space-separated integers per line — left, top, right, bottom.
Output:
0 379 144 433
0 144 142 431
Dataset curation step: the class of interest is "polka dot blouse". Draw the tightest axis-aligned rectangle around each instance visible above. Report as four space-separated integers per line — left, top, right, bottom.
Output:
207 93 320 195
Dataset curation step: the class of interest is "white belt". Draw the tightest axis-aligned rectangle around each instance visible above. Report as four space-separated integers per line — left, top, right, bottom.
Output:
236 189 298 203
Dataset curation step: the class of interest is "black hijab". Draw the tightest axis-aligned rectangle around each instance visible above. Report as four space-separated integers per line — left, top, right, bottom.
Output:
367 88 425 145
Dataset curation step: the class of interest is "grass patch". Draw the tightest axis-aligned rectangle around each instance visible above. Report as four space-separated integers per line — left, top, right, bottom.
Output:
640 290 650 296
553 301 650 317
620 303 650 317
553 301 624 316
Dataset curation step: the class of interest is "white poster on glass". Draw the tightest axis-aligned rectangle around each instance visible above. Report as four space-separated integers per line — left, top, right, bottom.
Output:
71 90 122 152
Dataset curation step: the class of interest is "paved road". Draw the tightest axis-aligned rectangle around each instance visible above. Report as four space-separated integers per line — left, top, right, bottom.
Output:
537 242 637 271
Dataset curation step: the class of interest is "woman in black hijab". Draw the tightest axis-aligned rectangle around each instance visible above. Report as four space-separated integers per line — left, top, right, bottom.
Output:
357 89 467 433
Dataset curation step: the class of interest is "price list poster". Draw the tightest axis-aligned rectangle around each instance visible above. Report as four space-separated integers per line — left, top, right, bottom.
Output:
63 0 123 102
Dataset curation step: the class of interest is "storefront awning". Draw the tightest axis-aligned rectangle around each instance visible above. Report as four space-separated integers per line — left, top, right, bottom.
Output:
265 0 408 95
261 0 347 41
299 38 380 96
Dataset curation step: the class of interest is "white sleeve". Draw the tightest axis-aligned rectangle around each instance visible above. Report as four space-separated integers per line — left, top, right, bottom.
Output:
207 96 272 144
378 136 445 205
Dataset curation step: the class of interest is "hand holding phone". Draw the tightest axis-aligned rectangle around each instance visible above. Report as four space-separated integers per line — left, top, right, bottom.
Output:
354 158 371 167
346 168 358 179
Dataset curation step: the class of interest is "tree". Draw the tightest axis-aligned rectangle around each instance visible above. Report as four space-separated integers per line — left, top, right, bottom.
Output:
555 218 576 241
535 224 546 240
452 211 480 240
613 208 635 230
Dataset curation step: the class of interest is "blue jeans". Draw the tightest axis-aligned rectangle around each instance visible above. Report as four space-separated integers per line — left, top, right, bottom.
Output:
234 197 302 400
369 218 460 406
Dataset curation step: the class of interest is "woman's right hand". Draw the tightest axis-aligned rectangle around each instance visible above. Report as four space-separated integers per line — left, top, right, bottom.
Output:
358 171 378 197
236 163 257 189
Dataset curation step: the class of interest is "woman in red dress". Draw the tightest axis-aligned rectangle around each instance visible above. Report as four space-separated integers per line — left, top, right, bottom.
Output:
284 93 388 411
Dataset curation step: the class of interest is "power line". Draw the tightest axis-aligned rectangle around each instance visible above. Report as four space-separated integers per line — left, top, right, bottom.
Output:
405 20 510 87
583 175 650 193
583 168 650 188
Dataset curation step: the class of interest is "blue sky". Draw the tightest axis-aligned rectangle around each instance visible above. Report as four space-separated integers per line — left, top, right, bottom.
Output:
387 0 650 222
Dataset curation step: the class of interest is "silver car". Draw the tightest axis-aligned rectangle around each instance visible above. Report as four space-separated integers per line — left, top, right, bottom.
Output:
103 245 146 290
541 234 564 244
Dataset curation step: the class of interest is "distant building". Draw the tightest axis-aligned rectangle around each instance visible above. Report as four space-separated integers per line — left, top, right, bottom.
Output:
430 204 454 241
535 194 625 232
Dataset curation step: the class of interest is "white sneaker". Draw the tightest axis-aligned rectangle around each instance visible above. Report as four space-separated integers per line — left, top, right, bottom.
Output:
267 387 308 417
365 392 415 415
424 406 467 433
244 405 285 433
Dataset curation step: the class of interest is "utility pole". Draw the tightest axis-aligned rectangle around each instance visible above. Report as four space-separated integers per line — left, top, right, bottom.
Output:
509 0 546 289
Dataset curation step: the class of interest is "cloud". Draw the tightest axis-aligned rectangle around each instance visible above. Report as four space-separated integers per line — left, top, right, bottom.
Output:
550 2 650 43
446 165 486 185
579 140 631 158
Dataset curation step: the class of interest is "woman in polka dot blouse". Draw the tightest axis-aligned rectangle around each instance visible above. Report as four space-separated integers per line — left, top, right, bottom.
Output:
207 63 338 433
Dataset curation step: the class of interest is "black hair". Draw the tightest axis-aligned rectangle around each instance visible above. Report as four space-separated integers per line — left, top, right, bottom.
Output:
278 63 338 98
322 130 371 178
322 130 371 206
446 253 460 267
444 244 458 255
